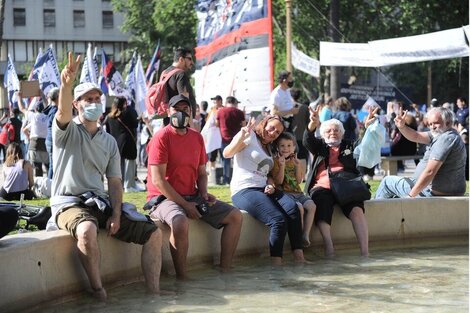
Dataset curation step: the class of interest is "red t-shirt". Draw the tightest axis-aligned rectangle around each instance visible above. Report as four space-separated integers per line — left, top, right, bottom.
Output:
216 107 245 143
146 125 208 200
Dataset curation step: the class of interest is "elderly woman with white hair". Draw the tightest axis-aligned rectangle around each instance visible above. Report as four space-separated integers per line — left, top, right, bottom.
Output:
302 106 378 257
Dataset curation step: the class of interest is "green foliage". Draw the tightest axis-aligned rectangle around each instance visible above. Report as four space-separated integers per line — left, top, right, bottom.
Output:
112 0 197 73
112 0 468 103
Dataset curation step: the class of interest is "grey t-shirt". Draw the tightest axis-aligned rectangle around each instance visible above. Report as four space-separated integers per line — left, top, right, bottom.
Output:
47 117 121 230
414 129 466 195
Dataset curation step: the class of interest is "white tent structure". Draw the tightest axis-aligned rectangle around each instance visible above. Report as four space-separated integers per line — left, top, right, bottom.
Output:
320 25 469 67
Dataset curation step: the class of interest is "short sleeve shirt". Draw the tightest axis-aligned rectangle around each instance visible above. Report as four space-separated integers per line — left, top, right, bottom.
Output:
146 125 207 200
51 117 121 201
269 85 294 113
413 129 466 195
216 107 245 143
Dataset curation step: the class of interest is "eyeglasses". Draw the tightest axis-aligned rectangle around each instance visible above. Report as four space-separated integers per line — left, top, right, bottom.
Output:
184 56 193 62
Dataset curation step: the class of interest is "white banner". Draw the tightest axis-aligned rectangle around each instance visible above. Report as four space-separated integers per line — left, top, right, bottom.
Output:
320 26 469 67
370 26 469 65
194 47 271 112
291 43 320 78
320 42 383 67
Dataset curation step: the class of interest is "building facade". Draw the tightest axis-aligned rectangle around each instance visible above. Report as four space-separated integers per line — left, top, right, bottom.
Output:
1 0 130 106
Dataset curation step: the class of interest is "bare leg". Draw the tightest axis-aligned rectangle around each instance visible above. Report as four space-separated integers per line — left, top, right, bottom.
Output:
292 249 305 262
317 221 335 257
75 221 107 302
302 201 316 248
141 228 162 293
219 209 242 272
349 207 369 257
169 215 189 280
271 256 283 266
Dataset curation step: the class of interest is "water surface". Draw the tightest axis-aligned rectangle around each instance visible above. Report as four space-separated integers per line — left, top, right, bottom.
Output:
31 239 468 313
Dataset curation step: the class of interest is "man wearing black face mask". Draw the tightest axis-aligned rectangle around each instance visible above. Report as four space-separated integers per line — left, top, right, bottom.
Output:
146 94 242 280
269 70 299 132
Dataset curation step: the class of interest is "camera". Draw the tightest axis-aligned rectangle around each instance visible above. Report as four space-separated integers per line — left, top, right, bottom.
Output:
196 202 209 216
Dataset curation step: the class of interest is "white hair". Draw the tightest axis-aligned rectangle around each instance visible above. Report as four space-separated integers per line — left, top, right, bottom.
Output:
319 118 345 138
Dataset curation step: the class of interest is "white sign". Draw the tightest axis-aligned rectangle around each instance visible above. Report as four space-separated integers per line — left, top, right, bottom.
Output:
291 43 320 78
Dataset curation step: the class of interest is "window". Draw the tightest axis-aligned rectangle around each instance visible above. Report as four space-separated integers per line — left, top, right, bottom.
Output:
13 8 26 26
102 11 113 28
73 10 85 28
43 9 55 27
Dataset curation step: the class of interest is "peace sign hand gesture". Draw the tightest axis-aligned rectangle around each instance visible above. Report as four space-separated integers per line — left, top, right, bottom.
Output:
307 105 321 131
241 117 256 144
394 108 408 129
364 106 380 128
61 52 81 89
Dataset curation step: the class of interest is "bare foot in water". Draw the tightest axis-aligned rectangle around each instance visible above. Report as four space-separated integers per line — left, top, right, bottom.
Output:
324 246 336 258
91 287 107 302
271 256 283 266
147 288 176 296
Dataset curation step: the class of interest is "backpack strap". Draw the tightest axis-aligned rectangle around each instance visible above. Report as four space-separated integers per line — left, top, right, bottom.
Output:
159 67 183 83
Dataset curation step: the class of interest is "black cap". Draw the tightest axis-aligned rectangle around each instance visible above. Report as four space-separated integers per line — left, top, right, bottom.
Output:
211 95 222 101
226 96 240 104
169 94 190 107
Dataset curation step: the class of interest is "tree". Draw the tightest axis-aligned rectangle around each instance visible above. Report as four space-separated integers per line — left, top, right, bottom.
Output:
112 0 197 73
0 0 5 42
113 0 468 104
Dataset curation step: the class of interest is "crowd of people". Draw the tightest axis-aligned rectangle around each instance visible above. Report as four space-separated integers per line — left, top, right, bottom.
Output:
0 47 468 303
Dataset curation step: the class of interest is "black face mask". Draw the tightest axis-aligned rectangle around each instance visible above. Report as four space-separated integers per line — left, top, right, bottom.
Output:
170 111 190 129
287 80 295 88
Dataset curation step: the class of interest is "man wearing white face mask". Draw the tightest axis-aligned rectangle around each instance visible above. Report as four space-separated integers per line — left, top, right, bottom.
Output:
46 52 164 301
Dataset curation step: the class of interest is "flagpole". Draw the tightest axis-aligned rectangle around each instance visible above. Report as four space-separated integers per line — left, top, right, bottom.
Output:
285 0 292 72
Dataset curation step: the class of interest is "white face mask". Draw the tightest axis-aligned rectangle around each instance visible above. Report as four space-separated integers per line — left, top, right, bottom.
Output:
81 102 102 122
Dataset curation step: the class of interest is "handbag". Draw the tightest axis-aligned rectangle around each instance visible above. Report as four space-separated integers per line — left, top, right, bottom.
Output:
326 157 371 205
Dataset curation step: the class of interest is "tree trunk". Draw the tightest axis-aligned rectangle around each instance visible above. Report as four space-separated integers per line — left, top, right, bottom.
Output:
0 0 4 41
329 0 340 100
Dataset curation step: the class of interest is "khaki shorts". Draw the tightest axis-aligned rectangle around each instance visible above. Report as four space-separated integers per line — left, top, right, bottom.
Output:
150 199 234 229
57 205 157 245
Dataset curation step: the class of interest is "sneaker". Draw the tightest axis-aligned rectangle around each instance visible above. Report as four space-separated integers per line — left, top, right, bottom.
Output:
125 187 141 193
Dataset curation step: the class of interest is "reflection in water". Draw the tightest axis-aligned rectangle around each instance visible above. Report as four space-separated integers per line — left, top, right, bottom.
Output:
33 241 468 313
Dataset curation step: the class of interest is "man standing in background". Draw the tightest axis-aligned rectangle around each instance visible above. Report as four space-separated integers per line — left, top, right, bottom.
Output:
216 96 246 184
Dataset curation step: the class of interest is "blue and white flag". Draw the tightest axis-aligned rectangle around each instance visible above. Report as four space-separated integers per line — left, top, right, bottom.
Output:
28 48 43 81
135 55 148 116
26 47 61 110
125 51 137 106
37 47 61 99
145 40 161 87
3 55 21 109
80 43 99 84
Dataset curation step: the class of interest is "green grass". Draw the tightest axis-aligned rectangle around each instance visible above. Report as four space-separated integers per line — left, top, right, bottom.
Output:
22 181 383 211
